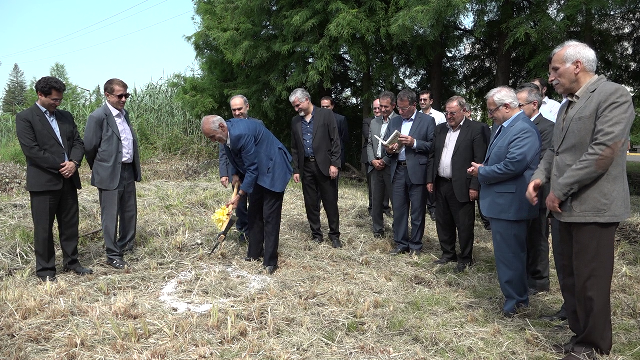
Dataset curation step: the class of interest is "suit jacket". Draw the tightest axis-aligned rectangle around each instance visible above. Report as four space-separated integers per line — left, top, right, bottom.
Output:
531 114 555 208
291 106 341 176
361 116 372 165
532 75 633 223
84 103 141 190
479 112 540 220
334 112 349 166
219 117 264 178
16 104 84 191
366 113 400 173
225 119 292 194
385 111 435 185
427 119 489 202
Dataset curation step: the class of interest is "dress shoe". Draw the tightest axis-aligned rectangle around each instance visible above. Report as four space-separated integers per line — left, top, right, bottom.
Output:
502 303 528 318
331 239 343 248
455 261 473 273
373 232 384 238
312 237 324 244
528 286 549 295
264 265 277 275
483 222 491 231
244 256 260 262
409 249 421 256
552 342 575 355
63 265 94 275
384 209 392 217
560 345 597 360
389 247 408 255
107 257 129 269
430 212 436 221
433 257 456 265
38 275 57 283
540 309 568 322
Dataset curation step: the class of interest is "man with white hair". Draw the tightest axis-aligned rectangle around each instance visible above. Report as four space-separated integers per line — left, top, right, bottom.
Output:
527 40 634 359
468 86 541 318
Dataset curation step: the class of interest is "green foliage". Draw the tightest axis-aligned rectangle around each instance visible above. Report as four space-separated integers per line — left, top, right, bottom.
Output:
1 63 27 115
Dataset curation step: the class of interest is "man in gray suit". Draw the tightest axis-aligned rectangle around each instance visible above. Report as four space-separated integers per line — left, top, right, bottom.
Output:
527 41 634 358
85 78 141 270
366 91 398 237
516 83 555 294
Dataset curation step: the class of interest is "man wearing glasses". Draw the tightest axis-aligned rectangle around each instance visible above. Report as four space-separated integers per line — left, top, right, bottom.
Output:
419 90 446 220
16 76 93 282
85 78 141 270
468 86 541 317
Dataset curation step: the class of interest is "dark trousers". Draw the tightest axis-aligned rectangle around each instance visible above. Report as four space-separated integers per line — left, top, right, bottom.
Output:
391 165 426 250
247 184 284 267
370 165 392 234
30 178 80 277
434 177 475 263
490 217 529 313
526 207 550 291
234 187 249 233
98 163 137 260
426 187 436 216
550 217 567 313
558 221 617 354
302 159 340 241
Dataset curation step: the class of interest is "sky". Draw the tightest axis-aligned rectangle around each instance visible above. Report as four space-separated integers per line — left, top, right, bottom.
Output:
0 0 198 96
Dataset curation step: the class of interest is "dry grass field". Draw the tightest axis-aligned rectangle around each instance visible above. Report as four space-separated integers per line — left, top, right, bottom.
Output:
1 158 639 359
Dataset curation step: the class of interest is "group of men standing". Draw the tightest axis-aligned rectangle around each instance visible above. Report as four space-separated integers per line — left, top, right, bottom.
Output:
16 76 141 282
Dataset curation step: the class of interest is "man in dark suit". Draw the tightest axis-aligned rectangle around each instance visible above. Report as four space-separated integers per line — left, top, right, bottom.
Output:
468 86 540 317
384 89 435 255
202 115 292 274
218 95 264 243
290 88 342 248
366 92 398 237
515 83 555 294
527 41 634 358
16 76 93 282
320 96 349 169
427 96 489 272
362 98 382 215
85 78 141 270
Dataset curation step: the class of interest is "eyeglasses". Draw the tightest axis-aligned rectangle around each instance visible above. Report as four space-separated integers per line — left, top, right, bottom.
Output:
47 97 63 103
444 111 458 117
518 101 534 108
109 92 131 100
487 105 502 115
419 98 431 102
372 107 380 111
397 105 414 112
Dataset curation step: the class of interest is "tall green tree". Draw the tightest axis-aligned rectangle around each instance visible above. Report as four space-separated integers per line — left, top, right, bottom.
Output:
2 63 27 115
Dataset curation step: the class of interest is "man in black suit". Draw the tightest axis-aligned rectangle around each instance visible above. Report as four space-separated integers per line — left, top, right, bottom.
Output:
516 83 556 294
85 78 141 270
385 89 436 255
290 88 342 248
16 76 93 282
320 96 349 169
427 96 489 272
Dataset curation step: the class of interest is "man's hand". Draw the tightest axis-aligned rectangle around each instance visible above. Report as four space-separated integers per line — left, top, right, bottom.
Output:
59 161 76 179
467 162 482 177
398 134 415 147
426 183 433 193
220 176 229 188
385 143 398 153
293 173 300 183
526 179 541 205
226 195 240 210
329 165 339 179
469 189 479 201
231 174 241 188
372 159 386 170
546 191 562 213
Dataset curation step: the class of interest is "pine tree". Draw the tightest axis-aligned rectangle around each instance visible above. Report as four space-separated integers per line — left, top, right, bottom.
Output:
1 63 27 115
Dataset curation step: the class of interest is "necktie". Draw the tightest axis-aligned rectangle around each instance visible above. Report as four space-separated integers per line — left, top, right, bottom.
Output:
490 125 502 146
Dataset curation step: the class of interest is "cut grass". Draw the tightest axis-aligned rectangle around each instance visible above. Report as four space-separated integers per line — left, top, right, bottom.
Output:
0 157 638 359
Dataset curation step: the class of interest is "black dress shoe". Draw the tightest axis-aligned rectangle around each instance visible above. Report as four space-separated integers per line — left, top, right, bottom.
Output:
433 257 456 265
38 275 57 282
312 237 324 244
244 257 260 262
331 239 343 248
430 212 436 221
389 247 408 255
552 342 574 355
64 265 94 275
265 265 277 274
122 243 135 253
107 258 129 269
409 249 421 256
540 309 568 322
455 261 473 272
